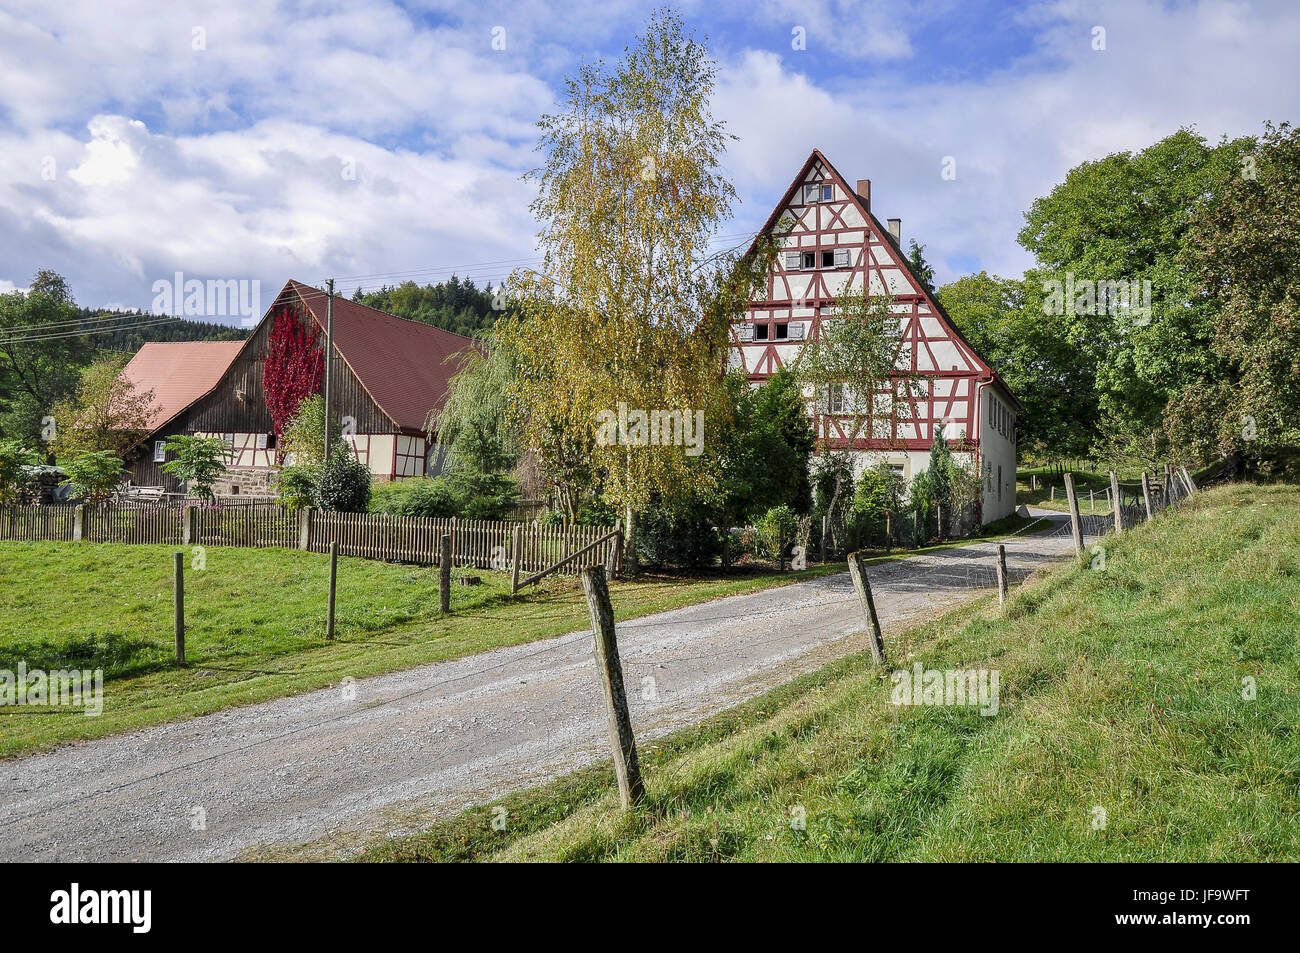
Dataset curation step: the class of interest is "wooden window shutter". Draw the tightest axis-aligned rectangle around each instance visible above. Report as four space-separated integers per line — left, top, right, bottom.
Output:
834 248 850 268
787 322 806 341
736 323 754 342
783 250 802 270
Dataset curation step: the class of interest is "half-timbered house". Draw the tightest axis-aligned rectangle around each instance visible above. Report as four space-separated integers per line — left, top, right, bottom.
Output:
730 149 1022 523
122 280 476 495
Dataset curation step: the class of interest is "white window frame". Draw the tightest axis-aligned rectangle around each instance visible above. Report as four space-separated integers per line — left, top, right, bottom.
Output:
153 440 166 463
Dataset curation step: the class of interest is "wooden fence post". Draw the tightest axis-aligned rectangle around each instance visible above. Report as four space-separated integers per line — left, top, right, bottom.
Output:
847 551 888 666
1050 485 1055 501
1181 466 1197 493
173 551 185 666
580 565 644 810
299 506 314 551
1089 488 1095 512
996 544 1008 606
327 540 338 640
182 505 197 546
510 525 522 594
1140 472 1153 521
73 504 85 541
604 528 622 579
1063 473 1084 556
1110 470 1123 534
439 534 452 613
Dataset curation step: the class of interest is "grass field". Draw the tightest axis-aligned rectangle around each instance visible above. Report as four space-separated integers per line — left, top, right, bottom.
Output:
361 483 1300 862
0 515 1035 759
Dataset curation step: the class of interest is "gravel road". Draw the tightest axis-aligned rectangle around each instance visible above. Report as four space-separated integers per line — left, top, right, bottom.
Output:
0 511 1075 862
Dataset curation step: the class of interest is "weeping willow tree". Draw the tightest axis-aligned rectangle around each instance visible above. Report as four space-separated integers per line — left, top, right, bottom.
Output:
499 9 768 571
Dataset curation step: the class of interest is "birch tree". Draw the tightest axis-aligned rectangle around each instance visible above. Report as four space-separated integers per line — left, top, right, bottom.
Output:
501 10 763 571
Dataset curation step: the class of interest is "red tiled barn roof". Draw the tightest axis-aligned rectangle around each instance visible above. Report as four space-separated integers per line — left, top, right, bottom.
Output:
118 341 244 432
285 279 479 433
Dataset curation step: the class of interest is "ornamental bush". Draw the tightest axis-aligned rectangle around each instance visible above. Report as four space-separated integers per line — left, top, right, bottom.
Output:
313 452 371 513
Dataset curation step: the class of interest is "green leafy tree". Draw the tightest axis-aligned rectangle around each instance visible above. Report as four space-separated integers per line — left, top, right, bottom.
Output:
0 439 40 504
50 354 157 460
794 283 915 548
280 394 341 468
0 271 94 447
1017 127 1254 458
60 449 126 502
160 435 229 503
715 370 815 528
502 9 758 573
1174 121 1300 477
937 271 1094 466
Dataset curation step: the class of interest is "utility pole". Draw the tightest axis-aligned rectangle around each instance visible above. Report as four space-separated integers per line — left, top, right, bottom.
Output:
323 278 335 461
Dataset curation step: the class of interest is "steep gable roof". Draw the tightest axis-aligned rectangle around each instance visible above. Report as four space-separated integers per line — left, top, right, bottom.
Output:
283 280 479 432
749 148 1022 411
118 341 244 432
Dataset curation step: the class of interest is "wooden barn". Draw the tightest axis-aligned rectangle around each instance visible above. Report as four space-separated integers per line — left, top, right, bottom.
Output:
731 149 1022 523
121 279 477 495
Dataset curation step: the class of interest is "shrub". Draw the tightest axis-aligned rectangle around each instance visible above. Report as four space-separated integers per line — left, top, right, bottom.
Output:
755 504 797 562
160 434 228 503
314 452 371 512
635 508 723 570
60 449 126 502
369 476 460 518
275 465 320 511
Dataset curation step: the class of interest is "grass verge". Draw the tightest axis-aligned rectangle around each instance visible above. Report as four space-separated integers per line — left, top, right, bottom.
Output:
361 483 1300 862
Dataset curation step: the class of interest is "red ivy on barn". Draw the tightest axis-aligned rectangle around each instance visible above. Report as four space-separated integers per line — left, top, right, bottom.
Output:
262 305 324 445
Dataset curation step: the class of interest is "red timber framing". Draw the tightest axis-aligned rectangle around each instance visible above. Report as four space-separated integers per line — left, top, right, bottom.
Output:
731 149 1020 454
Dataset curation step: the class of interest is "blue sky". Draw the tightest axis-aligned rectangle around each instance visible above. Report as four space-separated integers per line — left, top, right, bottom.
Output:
1 0 1297 318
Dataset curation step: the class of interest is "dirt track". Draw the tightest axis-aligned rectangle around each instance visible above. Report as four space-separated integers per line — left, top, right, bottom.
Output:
0 511 1074 862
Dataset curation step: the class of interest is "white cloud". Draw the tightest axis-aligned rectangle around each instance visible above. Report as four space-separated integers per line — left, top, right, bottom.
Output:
0 0 1297 312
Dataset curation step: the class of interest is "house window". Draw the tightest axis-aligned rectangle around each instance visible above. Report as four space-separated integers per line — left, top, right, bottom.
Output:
827 384 845 414
802 183 833 204
754 323 770 341
774 322 789 340
153 440 166 463
802 251 816 269
821 250 835 268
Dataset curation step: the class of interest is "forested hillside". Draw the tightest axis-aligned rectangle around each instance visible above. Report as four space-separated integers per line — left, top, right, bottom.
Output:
351 275 508 338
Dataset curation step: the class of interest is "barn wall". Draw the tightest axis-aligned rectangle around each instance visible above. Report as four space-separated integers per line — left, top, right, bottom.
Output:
176 299 395 439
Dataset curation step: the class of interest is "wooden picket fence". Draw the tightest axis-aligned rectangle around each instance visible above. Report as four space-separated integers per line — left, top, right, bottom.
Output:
0 503 618 576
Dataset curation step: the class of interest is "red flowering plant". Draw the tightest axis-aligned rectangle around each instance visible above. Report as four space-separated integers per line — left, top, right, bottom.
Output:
262 305 324 463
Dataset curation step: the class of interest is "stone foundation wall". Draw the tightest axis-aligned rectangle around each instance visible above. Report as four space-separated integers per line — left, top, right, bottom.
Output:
211 468 277 497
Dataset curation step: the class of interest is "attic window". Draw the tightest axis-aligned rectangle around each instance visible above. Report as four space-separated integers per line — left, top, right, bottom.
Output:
754 323 770 341
774 322 789 340
153 440 166 463
802 251 816 269
821 250 835 268
802 183 834 203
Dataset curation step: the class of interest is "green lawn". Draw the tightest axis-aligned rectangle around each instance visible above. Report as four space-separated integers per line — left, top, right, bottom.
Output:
361 483 1300 862
0 544 849 758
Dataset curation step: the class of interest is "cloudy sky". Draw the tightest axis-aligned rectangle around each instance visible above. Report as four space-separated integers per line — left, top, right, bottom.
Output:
1 0 1296 319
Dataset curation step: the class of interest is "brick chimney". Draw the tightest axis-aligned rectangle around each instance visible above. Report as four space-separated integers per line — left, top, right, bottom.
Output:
856 178 871 211
887 218 901 244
